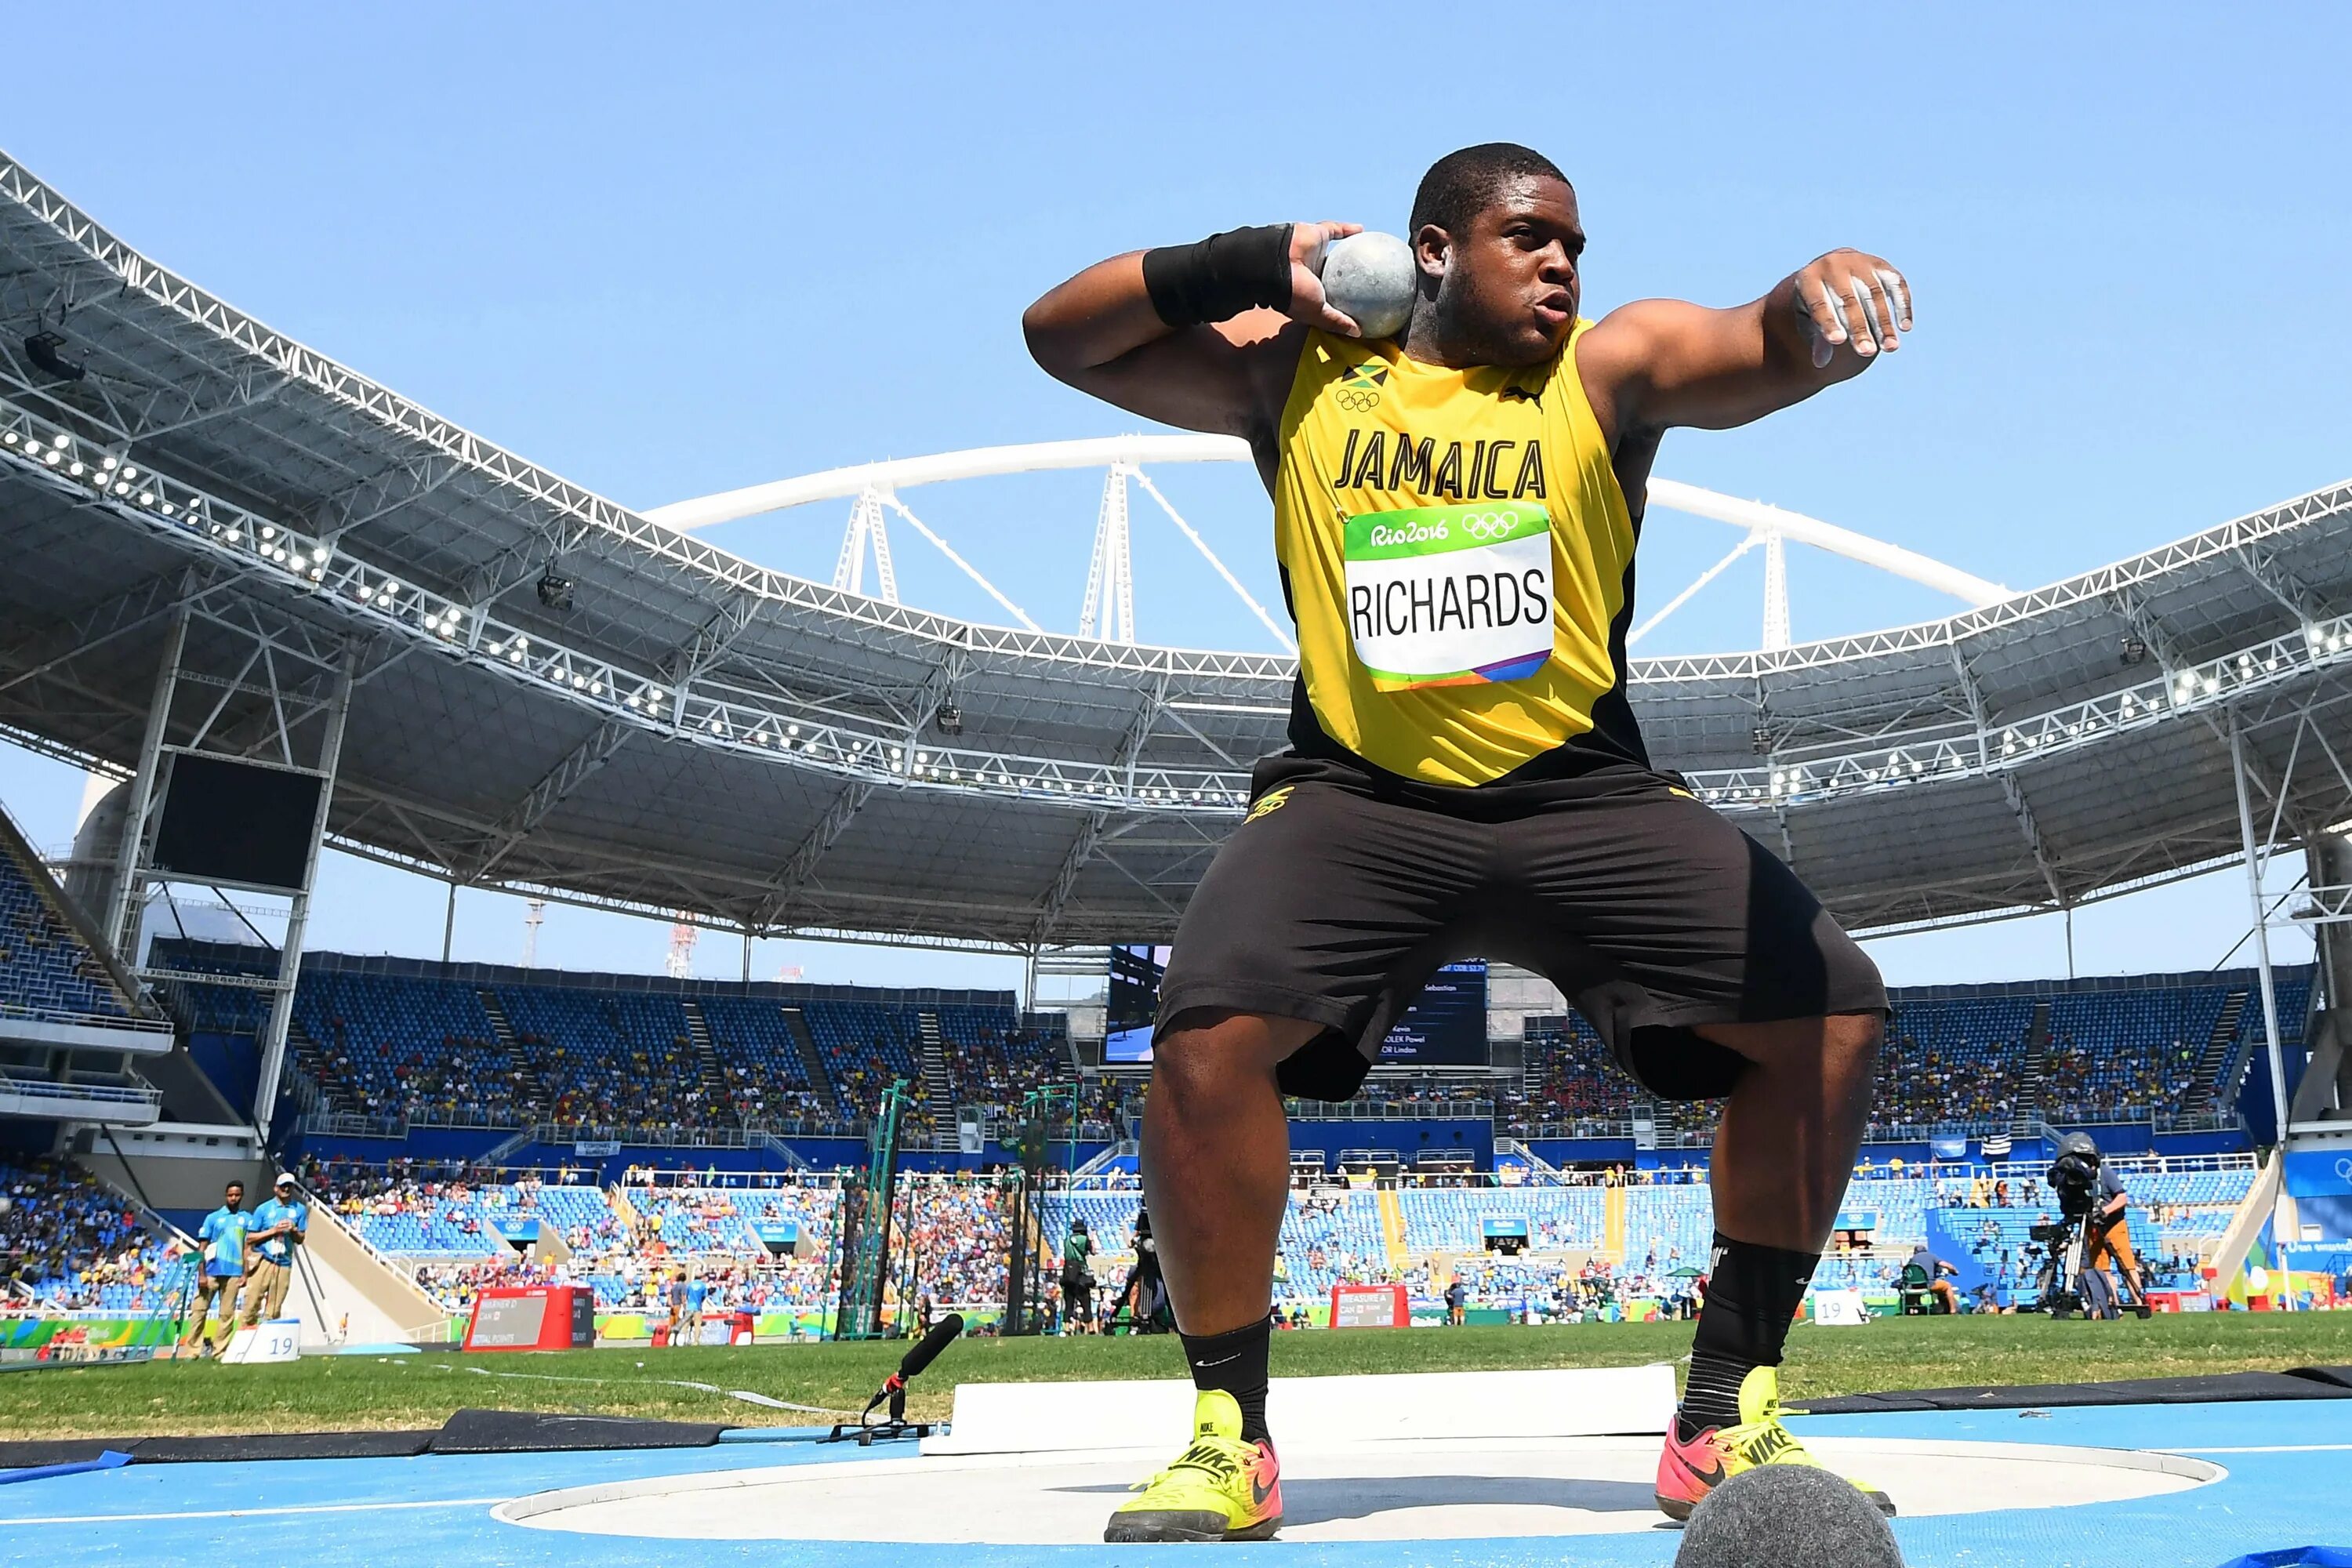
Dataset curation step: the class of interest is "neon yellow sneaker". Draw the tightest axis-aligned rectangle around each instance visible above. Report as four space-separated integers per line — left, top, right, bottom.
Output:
1103 1388 1283 1543
1655 1365 1894 1521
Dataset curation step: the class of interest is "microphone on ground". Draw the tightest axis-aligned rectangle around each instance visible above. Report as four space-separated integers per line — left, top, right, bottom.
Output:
866 1312 964 1417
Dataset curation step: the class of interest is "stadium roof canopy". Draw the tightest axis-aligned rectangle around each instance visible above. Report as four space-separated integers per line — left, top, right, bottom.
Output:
5 147 2352 951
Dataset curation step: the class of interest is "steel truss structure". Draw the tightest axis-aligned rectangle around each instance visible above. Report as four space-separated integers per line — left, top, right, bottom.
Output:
7 147 2352 958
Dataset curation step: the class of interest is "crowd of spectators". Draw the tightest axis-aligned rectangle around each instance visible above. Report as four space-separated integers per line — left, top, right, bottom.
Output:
0 1158 180 1309
898 1174 1011 1305
1874 1014 2020 1129
1500 1019 1635 1135
2042 1036 2202 1124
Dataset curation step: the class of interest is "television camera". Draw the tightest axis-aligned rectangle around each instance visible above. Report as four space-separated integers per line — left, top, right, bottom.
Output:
2029 1133 2151 1319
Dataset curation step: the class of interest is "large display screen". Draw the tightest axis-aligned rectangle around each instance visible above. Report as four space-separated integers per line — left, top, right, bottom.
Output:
1374 961 1488 1067
1105 943 1170 1064
151 753 324 891
1104 946 1486 1067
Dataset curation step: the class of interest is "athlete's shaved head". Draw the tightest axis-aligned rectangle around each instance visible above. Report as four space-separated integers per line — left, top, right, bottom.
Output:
1410 143 1569 240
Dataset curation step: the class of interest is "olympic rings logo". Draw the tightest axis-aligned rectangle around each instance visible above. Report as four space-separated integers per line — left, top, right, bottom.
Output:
1457 510 1524 542
1334 389 1381 412
2336 1155 2352 1180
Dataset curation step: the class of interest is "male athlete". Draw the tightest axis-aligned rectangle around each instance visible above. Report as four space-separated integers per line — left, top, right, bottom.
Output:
1025 143 1907 1541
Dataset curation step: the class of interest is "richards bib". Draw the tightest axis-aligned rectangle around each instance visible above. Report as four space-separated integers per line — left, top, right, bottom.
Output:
1342 501 1552 690
1272 324 1646 786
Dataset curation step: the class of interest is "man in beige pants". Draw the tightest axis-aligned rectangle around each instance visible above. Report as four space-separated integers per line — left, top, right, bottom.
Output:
241 1174 308 1327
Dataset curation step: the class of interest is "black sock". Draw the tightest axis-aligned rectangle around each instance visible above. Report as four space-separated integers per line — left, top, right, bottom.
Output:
1678 1232 1817 1442
1181 1315 1272 1446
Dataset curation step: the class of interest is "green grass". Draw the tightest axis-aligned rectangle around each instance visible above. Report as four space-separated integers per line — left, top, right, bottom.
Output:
5 1314 2347 1440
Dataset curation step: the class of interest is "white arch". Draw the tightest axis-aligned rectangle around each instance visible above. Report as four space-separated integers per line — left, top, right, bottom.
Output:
643 435 1248 529
646 435 2012 609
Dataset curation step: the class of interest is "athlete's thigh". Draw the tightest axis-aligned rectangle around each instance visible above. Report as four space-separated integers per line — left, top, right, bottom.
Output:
1159 771 1483 1091
1520 782 1879 1018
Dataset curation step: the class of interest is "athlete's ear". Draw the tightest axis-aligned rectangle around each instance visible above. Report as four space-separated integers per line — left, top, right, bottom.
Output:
1412 223 1450 285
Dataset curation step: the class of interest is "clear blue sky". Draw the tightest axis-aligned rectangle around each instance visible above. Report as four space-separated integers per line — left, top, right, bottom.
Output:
2 4 2343 988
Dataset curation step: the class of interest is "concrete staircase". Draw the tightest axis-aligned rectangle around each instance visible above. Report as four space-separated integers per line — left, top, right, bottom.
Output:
916 1011 956 1106
779 1006 842 1117
477 988 517 1047
2014 1001 2052 1134
2184 989 2252 1117
680 999 730 1111
281 1189 450 1349
1375 1189 1410 1272
474 988 549 1116
1602 1184 1628 1262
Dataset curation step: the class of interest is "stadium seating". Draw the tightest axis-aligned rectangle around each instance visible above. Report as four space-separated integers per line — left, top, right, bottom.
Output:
0 822 136 1026
803 998 923 1122
295 967 517 1125
2043 985 2228 1123
1395 1184 1606 1252
1876 995 2034 1129
1 1156 190 1311
695 995 829 1123
1499 1014 1635 1135
932 1004 1069 1104
284 1151 2258 1319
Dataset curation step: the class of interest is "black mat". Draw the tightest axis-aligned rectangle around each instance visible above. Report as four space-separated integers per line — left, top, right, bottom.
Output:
1795 1367 2352 1414
0 1429 434 1468
0 1409 724 1469
428 1408 725 1454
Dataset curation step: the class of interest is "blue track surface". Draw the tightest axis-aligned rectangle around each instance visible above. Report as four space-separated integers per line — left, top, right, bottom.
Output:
2 1401 2342 1567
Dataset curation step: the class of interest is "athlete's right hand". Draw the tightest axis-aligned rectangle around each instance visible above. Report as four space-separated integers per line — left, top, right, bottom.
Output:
1290 221 1367 336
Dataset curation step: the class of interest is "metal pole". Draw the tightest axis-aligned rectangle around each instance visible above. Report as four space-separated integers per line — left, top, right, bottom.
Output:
107 599 191 959
441 880 458 964
742 927 753 984
2228 715 2298 1310
252 645 358 1140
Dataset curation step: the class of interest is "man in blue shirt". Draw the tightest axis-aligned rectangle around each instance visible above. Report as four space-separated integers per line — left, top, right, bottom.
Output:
182 1180 251 1356
678 1269 710 1347
241 1174 307 1329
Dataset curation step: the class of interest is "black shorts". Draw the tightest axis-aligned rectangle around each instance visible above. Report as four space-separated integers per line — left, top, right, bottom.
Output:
1156 755 1885 1102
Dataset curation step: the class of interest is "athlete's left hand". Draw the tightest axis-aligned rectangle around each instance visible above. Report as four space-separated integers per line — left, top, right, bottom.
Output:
1790 249 1912 368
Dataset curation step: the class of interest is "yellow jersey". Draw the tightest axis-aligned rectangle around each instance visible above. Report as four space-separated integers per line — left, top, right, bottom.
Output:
1272 321 1648 787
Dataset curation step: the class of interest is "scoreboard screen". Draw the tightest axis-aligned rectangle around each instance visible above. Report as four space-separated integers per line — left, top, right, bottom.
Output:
1105 948 1487 1067
467 1292 550 1348
1373 961 1488 1067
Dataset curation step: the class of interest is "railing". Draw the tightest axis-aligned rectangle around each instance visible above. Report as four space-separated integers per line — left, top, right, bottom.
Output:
528 1118 862 1149
1504 1116 1639 1141
1284 1098 1496 1121
0 1075 162 1109
297 1111 408 1139
402 1112 534 1132
0 1002 172 1038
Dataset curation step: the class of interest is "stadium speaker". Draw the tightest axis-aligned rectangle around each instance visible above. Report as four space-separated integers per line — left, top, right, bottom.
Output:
535 565 575 610
24 330 85 382
1673 1465 1903 1568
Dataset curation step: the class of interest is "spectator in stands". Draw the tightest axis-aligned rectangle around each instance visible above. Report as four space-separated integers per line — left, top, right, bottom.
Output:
182 1181 251 1356
240 1174 307 1328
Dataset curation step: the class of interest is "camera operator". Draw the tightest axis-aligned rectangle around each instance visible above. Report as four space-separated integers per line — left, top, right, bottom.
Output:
1060 1215 1096 1334
2040 1134 2150 1318
1116 1208 1173 1334
2077 1145 2151 1316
